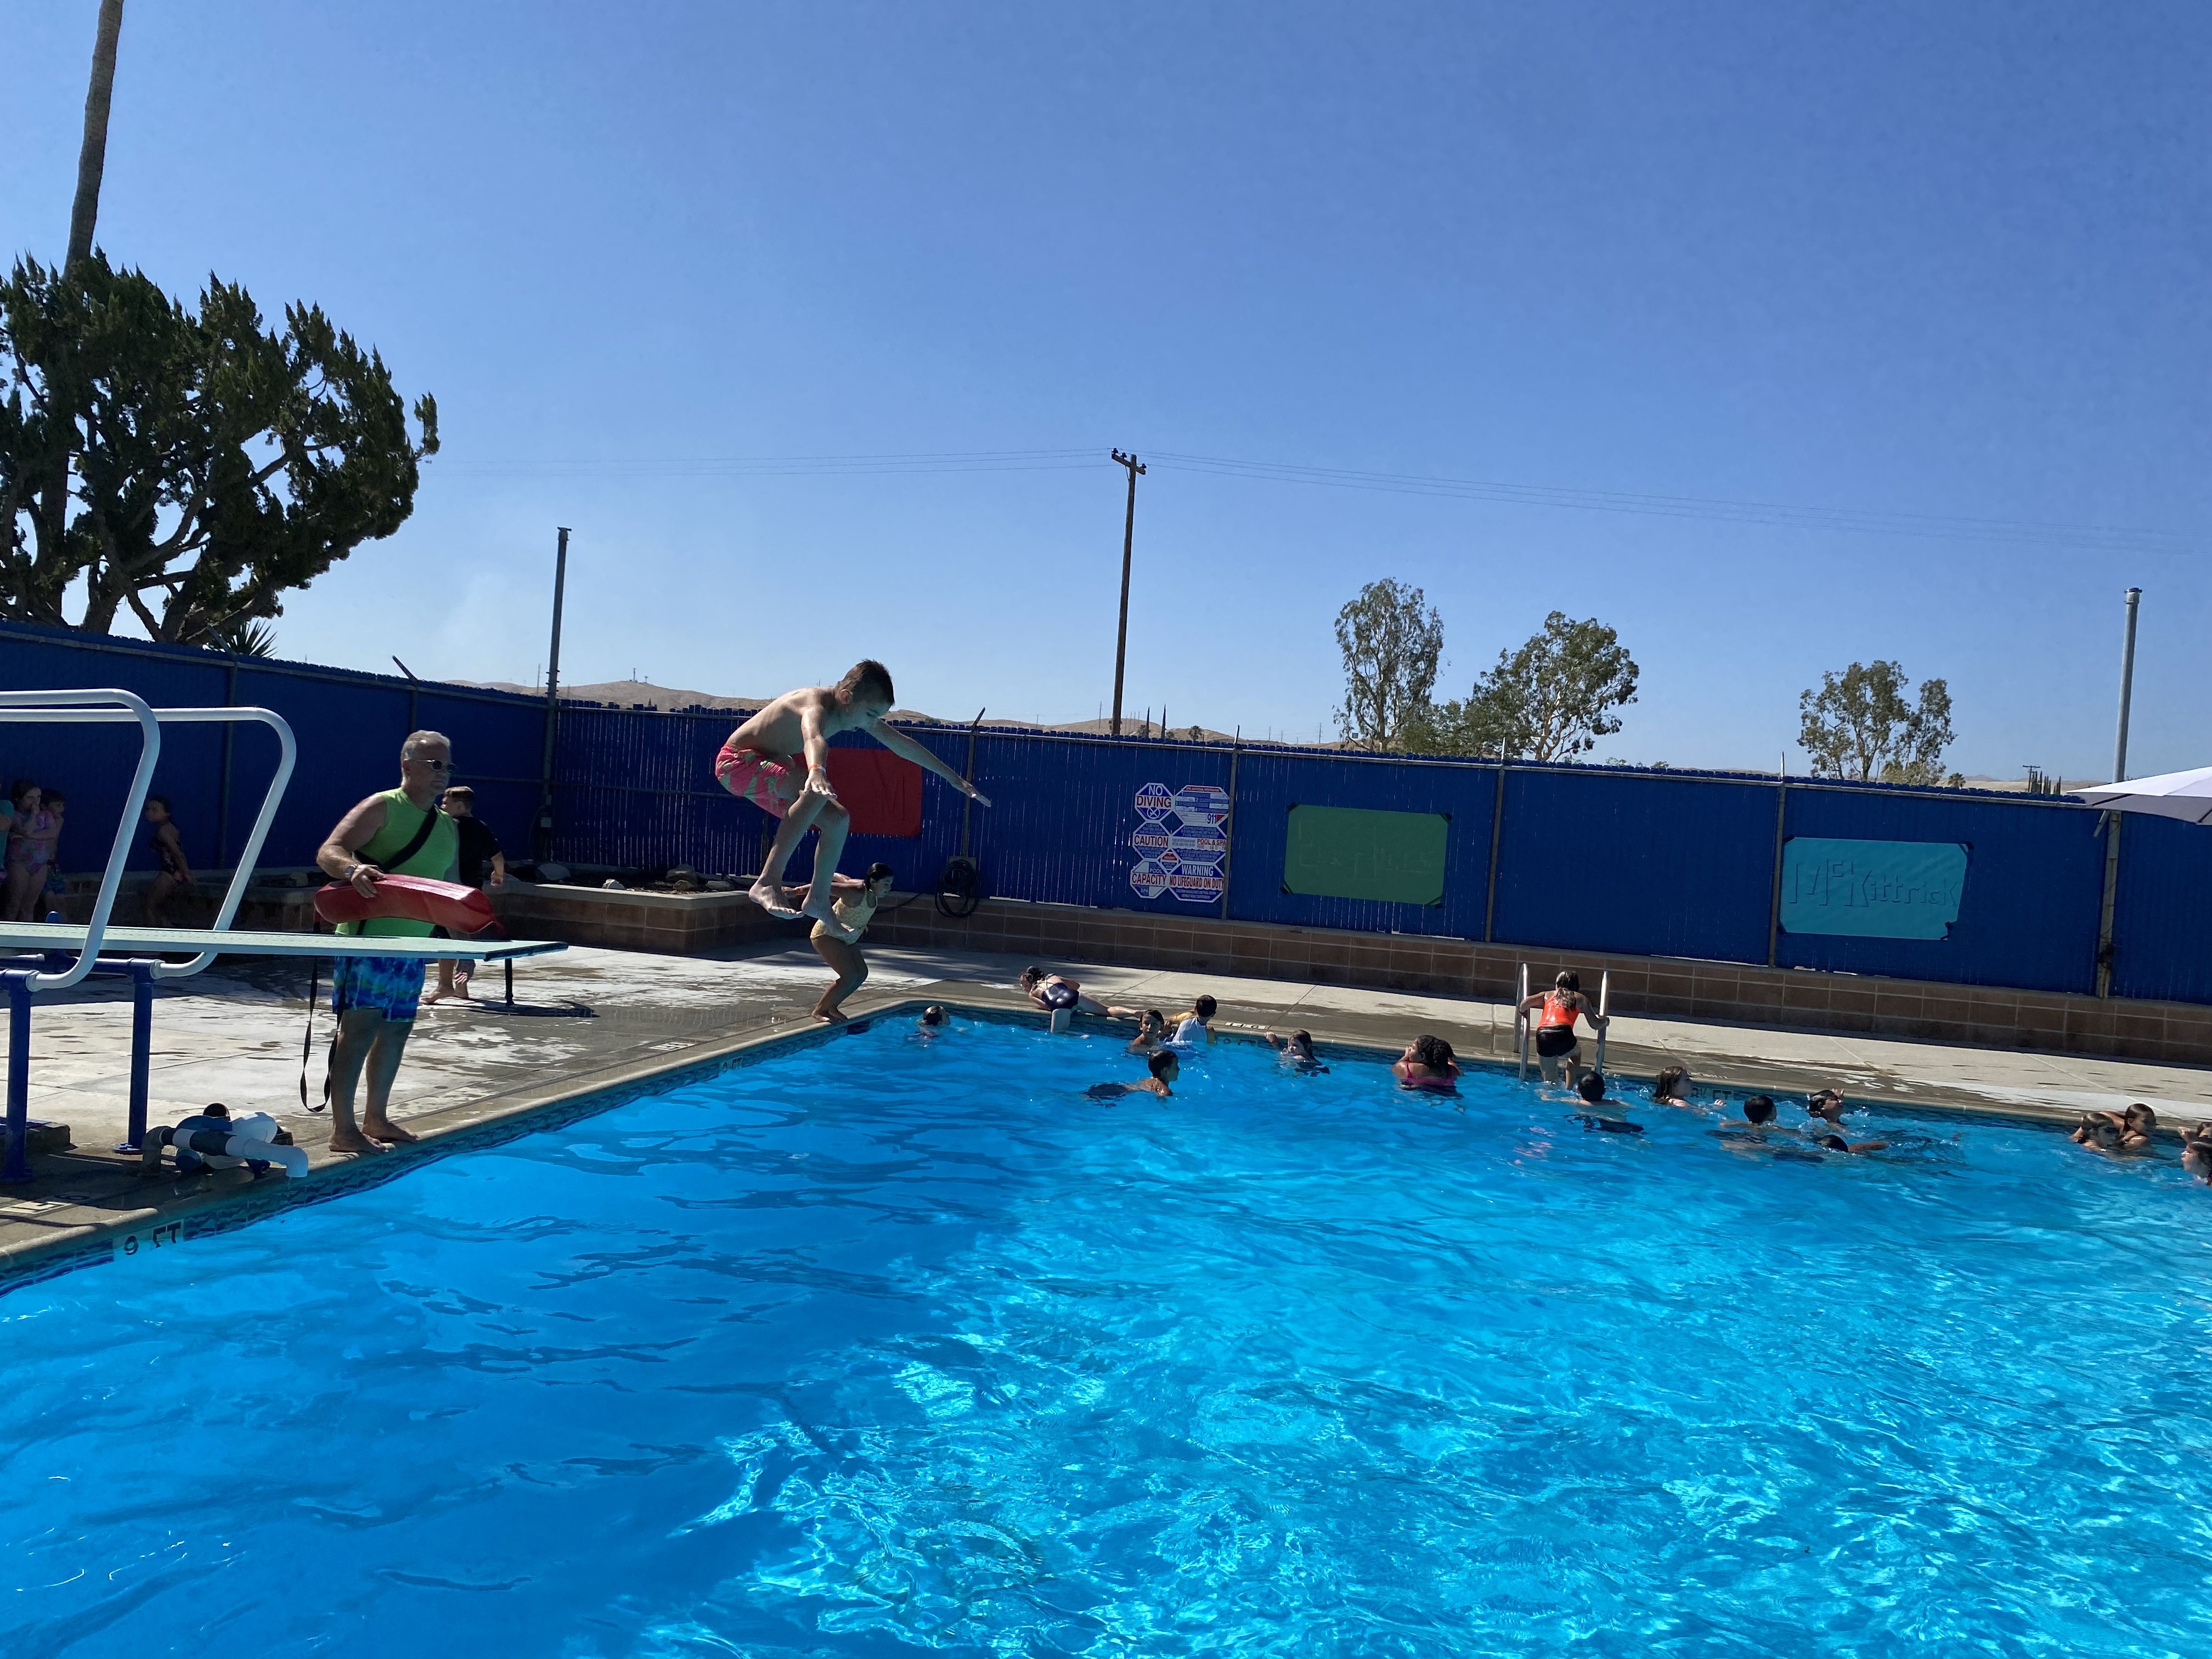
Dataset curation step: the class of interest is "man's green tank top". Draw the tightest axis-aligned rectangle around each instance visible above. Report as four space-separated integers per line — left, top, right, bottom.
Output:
337 787 460 939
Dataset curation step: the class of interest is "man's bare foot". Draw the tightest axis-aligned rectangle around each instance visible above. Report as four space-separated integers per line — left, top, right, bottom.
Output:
422 988 449 1005
326 1131 387 1154
748 879 802 919
363 1120 419 1144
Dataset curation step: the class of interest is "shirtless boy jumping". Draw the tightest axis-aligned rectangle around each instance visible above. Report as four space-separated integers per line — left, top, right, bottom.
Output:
717 659 989 921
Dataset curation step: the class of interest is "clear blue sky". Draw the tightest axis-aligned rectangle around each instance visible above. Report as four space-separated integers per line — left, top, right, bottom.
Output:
5 1 2207 777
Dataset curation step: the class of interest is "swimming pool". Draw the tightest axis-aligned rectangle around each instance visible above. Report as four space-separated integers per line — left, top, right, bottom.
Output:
4 1014 2209 1657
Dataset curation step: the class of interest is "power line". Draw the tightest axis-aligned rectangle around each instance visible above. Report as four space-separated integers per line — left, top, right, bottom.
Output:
440 444 2195 555
443 448 1104 478
1143 452 2195 556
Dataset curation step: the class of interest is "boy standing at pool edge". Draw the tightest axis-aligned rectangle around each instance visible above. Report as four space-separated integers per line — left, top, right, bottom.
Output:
716 661 990 923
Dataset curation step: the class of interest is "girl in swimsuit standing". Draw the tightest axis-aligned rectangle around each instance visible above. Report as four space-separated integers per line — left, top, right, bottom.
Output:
1517 970 1609 1088
141 795 197 928
3 780 54 923
797 861 895 1023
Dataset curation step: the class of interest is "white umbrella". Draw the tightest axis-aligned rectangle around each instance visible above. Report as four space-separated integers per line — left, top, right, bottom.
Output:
2075 765 2212 825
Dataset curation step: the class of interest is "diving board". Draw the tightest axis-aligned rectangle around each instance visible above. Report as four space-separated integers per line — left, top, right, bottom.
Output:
0 923 563 963
0 688 569 1181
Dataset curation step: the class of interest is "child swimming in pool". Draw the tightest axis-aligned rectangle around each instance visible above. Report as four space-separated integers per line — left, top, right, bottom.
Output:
1125 1009 1168 1055
918 1005 948 1032
1719 1094 1786 1135
2072 1105 2157 1156
1263 1029 1327 1073
1166 995 1218 1048
1573 1071 1644 1133
1087 1049 1177 1101
1812 1130 1890 1155
2182 1124 2212 1184
1650 1065 1698 1109
1392 1034 1459 1090
1804 1087 1850 1128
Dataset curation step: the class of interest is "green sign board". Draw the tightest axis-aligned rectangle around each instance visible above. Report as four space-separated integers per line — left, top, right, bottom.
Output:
1779 837 1970 940
1282 804 1448 906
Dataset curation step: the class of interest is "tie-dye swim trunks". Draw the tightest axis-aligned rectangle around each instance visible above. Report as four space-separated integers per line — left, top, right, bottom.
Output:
715 738 803 817
330 954 426 1023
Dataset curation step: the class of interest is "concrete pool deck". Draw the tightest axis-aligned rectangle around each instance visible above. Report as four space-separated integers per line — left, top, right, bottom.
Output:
6 938 2210 1278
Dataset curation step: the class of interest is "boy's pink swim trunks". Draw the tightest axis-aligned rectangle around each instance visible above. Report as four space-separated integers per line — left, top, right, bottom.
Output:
715 740 803 816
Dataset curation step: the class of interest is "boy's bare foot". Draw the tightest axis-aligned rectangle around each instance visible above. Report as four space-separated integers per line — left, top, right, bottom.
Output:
422 988 448 1005
799 884 839 923
326 1130 387 1154
815 1007 847 1024
748 879 802 919
363 1119 419 1144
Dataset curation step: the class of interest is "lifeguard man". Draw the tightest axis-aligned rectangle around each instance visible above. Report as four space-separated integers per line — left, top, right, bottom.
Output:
313 730 460 1154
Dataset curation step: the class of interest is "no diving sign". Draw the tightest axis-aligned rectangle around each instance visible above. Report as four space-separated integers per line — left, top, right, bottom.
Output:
1129 780 1231 905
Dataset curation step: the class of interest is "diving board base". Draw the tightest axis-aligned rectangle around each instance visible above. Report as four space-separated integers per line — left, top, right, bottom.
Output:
2 930 566 1182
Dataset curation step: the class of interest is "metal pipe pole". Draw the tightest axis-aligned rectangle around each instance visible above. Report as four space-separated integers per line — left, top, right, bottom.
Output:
1516 962 1530 1082
117 961 153 1152
2113 586 2141 785
3 974 32 1182
2095 586 2142 998
535 527 570 860
1109 451 1144 736
1595 969 1611 1077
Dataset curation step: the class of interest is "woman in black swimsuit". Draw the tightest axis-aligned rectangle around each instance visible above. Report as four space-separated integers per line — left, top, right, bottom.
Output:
141 795 195 927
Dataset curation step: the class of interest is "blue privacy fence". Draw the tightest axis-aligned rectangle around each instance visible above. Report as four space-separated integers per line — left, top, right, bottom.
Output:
0 623 543 883
4 619 2207 1004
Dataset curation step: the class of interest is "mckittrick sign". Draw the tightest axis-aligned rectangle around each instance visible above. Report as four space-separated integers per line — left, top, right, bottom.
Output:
1779 837 1970 940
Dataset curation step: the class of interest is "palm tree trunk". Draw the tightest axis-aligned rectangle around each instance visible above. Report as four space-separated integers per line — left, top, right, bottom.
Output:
66 0 127 271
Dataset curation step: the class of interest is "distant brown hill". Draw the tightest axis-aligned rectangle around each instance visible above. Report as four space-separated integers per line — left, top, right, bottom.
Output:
457 679 947 723
455 679 1255 737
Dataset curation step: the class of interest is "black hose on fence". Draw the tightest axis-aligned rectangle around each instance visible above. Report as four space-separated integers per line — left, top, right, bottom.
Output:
935 856 983 919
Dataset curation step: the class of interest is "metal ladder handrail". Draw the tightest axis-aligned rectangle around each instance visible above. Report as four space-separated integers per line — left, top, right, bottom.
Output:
1515 962 1530 1081
0 691 297 986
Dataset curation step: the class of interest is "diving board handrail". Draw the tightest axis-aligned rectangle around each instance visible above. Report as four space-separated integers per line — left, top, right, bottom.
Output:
0 688 160 990
0 690 297 989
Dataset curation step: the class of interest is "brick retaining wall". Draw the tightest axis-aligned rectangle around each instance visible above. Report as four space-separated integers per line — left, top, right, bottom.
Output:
866 896 2212 1067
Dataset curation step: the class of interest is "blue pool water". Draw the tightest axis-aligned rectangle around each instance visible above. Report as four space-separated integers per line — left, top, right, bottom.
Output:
4 1017 2211 1657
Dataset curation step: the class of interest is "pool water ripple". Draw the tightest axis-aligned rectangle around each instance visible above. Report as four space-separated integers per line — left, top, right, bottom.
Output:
3 1017 2210 1657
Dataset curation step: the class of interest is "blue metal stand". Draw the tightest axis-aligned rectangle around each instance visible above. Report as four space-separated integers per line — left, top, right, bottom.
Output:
0 954 167 1175
115 961 156 1153
3 971 31 1183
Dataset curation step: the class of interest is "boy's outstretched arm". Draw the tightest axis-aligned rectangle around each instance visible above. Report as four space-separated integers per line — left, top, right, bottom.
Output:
869 721 993 806
798 703 839 798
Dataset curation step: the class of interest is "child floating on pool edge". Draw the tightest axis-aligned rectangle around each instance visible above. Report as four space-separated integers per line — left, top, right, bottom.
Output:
714 660 989 924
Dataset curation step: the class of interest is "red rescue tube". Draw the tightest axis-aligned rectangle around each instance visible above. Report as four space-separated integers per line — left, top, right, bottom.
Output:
314 873 500 936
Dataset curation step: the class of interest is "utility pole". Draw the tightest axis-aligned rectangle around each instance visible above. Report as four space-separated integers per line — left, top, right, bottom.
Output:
535 527 571 860
2095 585 2143 999
1109 449 1144 736
2112 586 2141 785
